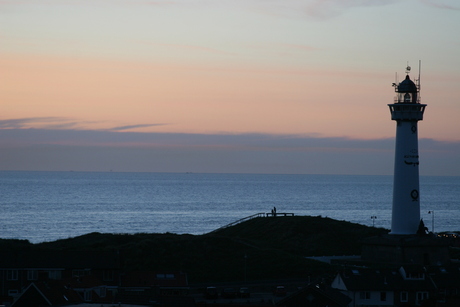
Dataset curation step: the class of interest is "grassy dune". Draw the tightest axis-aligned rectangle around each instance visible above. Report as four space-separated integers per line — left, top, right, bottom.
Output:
1 216 389 283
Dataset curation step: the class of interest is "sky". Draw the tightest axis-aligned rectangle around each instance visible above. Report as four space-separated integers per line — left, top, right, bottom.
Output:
1 0 460 175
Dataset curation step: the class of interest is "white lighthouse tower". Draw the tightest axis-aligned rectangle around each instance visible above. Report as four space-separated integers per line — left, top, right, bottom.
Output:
361 65 450 265
389 65 426 235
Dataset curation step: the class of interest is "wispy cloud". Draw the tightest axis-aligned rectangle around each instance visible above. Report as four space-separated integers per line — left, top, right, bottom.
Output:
0 117 73 129
420 0 460 11
140 42 237 56
229 0 396 20
0 125 388 149
246 42 319 55
117 0 397 20
137 1 181 6
0 125 445 152
0 127 458 175
280 43 319 52
0 117 166 134
2 123 459 153
110 124 167 131
304 0 397 19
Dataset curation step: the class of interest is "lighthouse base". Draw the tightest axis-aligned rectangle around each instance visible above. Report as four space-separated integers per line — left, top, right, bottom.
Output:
360 234 451 266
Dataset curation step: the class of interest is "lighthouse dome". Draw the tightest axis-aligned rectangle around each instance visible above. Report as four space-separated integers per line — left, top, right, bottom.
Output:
398 75 417 93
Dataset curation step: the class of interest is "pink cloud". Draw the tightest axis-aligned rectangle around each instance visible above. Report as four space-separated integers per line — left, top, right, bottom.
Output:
140 42 237 56
420 0 460 11
305 0 396 19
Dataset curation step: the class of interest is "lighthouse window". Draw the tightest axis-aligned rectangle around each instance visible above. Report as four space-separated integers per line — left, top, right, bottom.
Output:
404 93 411 102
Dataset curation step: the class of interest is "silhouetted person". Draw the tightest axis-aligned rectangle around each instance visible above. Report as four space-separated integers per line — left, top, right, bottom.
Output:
417 219 429 236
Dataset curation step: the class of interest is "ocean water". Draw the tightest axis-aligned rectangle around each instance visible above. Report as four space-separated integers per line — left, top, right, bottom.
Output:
0 171 459 243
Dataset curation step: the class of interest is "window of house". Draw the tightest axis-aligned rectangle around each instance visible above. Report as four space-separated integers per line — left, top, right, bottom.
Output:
27 270 38 280
406 272 424 279
400 291 408 302
156 273 175 279
7 270 18 280
360 291 371 300
72 269 90 277
103 270 114 281
416 292 429 305
84 290 92 301
438 289 446 303
48 270 62 280
380 292 387 301
95 286 107 298
8 289 18 296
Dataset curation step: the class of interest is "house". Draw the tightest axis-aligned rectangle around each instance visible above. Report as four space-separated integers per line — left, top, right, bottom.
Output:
276 283 351 307
117 271 189 304
11 282 83 307
425 265 460 306
0 250 189 306
331 266 439 306
360 234 451 266
0 250 121 305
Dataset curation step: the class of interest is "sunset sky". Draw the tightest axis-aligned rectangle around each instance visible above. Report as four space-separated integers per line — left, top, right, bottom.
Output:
1 0 460 175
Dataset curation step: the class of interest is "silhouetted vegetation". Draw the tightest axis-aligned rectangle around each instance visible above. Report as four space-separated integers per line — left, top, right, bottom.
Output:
0 216 389 283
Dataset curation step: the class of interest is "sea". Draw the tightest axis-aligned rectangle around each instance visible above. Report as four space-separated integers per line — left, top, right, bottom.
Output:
0 171 459 244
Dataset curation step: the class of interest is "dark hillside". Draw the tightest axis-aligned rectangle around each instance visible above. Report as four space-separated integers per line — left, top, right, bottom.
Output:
212 215 388 256
0 215 389 283
32 231 334 283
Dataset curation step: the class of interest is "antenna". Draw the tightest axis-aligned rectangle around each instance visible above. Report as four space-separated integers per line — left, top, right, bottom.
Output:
418 60 421 90
392 72 398 89
417 60 422 102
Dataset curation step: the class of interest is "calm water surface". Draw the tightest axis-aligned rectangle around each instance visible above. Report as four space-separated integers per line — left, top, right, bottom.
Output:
0 171 458 243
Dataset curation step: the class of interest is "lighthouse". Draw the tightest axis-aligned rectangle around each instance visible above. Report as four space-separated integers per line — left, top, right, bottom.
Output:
388 65 426 235
360 65 450 265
